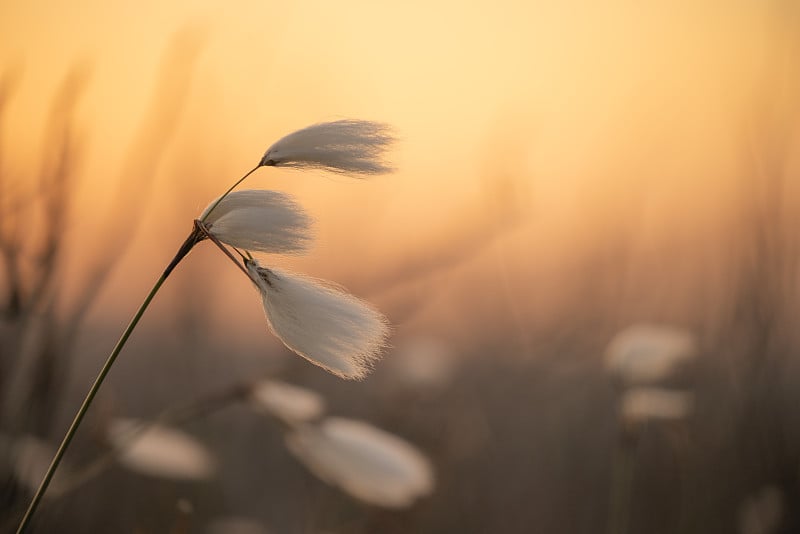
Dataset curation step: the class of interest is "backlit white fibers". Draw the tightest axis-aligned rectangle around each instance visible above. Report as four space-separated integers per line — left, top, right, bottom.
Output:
246 260 389 380
286 417 434 508
259 120 395 176
201 190 312 254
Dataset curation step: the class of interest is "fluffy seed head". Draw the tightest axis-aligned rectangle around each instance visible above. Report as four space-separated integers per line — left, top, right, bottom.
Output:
286 417 434 508
108 418 216 480
259 120 395 176
605 323 696 385
200 190 312 254
249 379 326 424
391 337 456 389
620 387 694 423
246 259 389 380
6 434 72 497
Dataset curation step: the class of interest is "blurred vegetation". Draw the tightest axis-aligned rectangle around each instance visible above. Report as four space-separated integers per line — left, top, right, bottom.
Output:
2 9 800 534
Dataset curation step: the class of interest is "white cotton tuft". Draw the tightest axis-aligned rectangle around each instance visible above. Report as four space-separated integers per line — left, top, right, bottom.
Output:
200 190 312 254
604 323 696 385
108 418 216 481
249 379 326 424
391 337 456 389
620 387 694 423
246 260 389 380
285 417 434 508
7 434 72 497
259 120 395 176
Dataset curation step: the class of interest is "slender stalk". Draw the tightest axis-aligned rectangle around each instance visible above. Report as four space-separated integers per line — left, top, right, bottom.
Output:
17 162 263 531
15 229 201 534
49 382 253 499
607 425 638 534
194 219 250 278
200 165 260 222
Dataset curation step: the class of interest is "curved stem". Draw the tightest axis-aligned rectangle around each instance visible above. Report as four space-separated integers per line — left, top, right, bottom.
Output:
50 382 253 499
15 229 201 534
194 220 250 278
607 425 638 534
199 165 261 222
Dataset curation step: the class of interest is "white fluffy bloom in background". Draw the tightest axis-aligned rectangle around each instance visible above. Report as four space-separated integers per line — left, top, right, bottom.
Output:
246 260 389 380
108 418 216 481
620 387 694 423
390 336 456 389
4 434 72 497
200 190 312 254
286 417 434 508
605 323 696 385
248 379 325 424
259 120 395 175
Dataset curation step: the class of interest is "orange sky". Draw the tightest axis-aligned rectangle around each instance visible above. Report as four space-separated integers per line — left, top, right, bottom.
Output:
1 0 798 341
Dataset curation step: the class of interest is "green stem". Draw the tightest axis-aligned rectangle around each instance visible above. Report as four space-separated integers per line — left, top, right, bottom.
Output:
49 382 252 499
194 220 250 278
15 229 201 534
607 426 638 534
199 165 260 222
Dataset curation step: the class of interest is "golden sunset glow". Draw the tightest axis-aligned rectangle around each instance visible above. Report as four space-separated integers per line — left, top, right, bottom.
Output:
3 2 800 532
3 2 795 326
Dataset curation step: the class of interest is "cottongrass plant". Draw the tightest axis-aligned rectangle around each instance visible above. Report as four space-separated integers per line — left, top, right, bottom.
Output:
604 323 697 534
248 379 434 508
3 435 73 498
107 418 216 480
605 323 696 386
390 336 456 389
243 378 434 509
199 190 313 254
248 379 326 424
285 417 434 508
619 387 693 424
259 119 395 175
16 119 395 533
247 262 389 379
7 376 434 519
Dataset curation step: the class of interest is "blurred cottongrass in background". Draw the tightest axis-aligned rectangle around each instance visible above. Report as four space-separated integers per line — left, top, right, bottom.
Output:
2 0 800 532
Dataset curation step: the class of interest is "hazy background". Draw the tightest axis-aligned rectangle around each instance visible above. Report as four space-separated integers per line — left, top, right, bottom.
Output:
1 1 799 532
